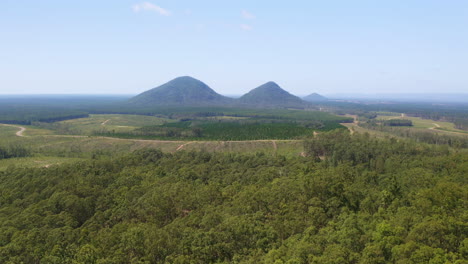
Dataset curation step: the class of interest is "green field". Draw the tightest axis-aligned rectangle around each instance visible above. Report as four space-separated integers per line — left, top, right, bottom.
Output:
0 156 84 171
54 111 350 141
2 111 463 171
54 114 173 135
0 115 309 169
107 121 323 141
376 114 466 133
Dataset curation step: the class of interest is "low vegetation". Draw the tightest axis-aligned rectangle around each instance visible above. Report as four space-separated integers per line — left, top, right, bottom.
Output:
321 101 468 131
0 144 30 160
97 119 345 141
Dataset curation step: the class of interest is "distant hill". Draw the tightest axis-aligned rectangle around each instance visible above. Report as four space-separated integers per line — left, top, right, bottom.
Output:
303 93 328 102
237 82 309 108
129 76 233 106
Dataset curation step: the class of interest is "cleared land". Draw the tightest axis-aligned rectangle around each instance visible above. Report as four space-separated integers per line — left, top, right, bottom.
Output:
57 114 173 135
1 111 466 169
0 124 27 137
0 156 84 171
376 114 468 135
0 114 310 169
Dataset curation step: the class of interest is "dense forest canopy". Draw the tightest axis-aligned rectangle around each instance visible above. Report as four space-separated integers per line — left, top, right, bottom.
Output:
0 130 466 263
0 95 467 263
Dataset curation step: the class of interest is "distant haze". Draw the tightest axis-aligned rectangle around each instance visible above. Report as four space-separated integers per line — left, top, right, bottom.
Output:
1 1 467 95
324 93 468 103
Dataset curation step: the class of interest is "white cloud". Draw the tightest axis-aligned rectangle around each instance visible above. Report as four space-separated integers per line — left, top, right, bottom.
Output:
240 24 253 31
132 2 171 16
241 10 255 19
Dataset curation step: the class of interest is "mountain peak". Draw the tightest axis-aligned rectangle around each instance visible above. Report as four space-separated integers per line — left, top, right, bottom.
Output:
238 81 309 108
171 76 199 81
264 81 279 86
303 93 328 102
257 81 281 89
129 76 233 106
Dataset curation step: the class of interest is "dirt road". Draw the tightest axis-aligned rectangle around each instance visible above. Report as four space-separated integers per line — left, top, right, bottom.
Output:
1 124 27 137
430 123 441 130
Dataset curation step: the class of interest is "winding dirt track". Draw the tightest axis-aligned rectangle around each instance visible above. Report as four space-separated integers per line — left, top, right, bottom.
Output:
1 123 304 153
272 140 277 150
430 123 441 130
1 124 27 137
176 141 195 151
16 126 26 136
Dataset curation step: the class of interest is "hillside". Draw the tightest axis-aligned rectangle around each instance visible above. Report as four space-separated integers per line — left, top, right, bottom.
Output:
303 92 328 102
129 76 233 106
237 81 309 108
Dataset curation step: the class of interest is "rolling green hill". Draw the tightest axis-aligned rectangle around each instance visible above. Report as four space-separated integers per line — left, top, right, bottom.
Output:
129 76 234 106
238 81 310 108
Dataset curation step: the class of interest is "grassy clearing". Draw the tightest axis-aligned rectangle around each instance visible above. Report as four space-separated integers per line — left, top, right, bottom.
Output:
352 115 468 139
0 125 19 138
341 123 392 138
180 140 303 156
376 115 462 132
59 114 173 135
0 156 84 171
0 124 56 137
0 113 317 158
33 136 306 157
1 124 306 157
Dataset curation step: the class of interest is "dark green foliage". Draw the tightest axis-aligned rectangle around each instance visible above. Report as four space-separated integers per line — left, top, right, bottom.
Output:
98 119 346 140
90 106 353 123
304 130 450 165
383 119 413 126
454 117 468 131
0 109 88 125
0 144 30 159
89 108 351 141
0 96 352 131
0 96 126 125
0 132 466 263
166 122 312 140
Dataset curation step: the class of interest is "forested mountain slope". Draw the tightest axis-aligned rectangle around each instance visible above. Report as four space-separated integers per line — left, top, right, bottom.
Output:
129 76 234 106
238 81 310 108
0 131 466 263
303 93 328 102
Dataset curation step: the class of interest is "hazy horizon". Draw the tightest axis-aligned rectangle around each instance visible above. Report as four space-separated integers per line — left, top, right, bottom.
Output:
1 92 468 104
2 1 467 95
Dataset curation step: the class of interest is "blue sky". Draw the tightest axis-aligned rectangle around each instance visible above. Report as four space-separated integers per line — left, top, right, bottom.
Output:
1 0 467 95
